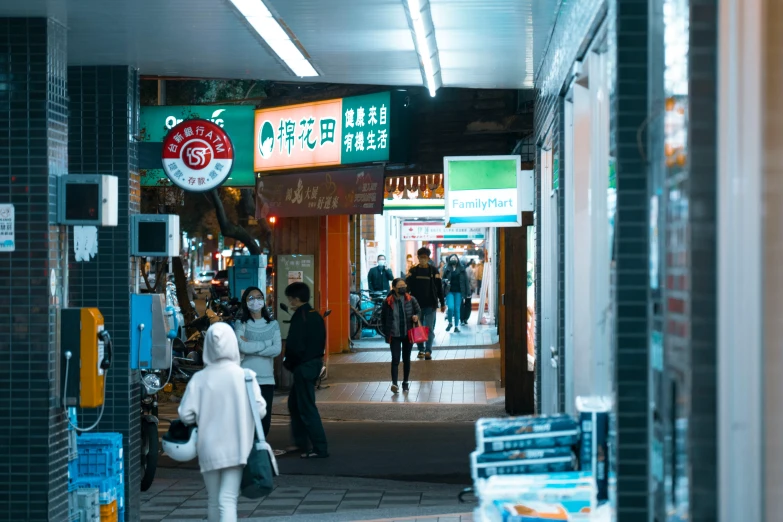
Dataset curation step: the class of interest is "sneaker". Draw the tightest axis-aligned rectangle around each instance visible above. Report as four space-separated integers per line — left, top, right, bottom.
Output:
402 382 410 392
391 384 399 394
454 326 461 333
446 323 453 332
417 351 425 359
425 353 432 360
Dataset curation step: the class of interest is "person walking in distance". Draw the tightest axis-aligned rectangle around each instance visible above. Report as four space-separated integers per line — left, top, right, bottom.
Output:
234 287 281 437
367 254 394 293
406 247 446 361
178 323 266 522
282 282 329 459
381 278 421 393
443 254 469 332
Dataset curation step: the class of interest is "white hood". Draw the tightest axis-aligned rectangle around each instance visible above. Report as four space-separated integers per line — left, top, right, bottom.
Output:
203 322 241 366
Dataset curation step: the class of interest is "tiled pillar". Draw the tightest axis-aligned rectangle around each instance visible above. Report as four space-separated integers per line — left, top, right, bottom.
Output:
67 65 141 521
325 215 350 354
609 0 650 518
0 18 70 521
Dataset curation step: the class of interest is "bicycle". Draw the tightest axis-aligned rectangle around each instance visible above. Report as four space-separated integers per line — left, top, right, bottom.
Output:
350 289 387 340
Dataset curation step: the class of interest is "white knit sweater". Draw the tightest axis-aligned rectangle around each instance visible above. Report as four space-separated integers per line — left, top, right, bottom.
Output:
234 319 282 386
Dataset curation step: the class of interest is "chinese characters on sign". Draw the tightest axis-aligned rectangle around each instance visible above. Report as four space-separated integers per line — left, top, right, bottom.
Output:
254 92 393 172
0 204 15 252
254 99 343 172
255 166 385 218
340 91 391 164
161 119 235 192
140 105 254 187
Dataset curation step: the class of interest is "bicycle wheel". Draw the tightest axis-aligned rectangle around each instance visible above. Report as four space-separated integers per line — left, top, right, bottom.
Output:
350 310 361 339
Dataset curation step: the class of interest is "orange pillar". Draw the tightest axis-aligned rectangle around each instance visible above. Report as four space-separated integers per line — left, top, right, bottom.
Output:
325 215 350 354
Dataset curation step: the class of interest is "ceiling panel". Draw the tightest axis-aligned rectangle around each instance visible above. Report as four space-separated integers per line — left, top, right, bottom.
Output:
0 0 561 90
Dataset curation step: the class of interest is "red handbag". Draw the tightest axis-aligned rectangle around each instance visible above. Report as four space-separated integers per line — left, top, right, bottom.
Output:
407 320 429 344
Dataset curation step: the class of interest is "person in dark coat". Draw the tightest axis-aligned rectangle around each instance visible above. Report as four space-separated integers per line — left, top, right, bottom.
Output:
367 254 394 292
442 254 469 332
405 247 446 360
282 282 328 459
380 278 421 394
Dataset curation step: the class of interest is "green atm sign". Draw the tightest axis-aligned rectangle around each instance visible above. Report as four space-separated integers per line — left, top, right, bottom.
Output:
140 105 256 187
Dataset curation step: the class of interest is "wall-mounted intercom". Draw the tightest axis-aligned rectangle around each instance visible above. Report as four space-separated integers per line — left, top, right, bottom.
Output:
61 308 113 408
57 175 119 227
130 293 174 370
131 214 180 257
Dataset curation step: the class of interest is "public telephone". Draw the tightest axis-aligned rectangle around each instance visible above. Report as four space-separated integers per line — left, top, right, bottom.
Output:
61 308 113 409
130 293 175 370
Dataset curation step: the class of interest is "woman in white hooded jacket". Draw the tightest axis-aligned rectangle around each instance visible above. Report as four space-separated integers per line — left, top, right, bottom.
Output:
179 322 265 522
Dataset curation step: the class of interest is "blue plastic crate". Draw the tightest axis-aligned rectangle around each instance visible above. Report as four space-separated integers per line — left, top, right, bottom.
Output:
68 459 79 490
75 476 117 505
77 445 123 478
118 508 125 522
77 432 123 453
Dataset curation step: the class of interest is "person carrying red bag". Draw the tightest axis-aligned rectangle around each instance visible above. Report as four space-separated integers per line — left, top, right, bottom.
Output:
381 278 422 394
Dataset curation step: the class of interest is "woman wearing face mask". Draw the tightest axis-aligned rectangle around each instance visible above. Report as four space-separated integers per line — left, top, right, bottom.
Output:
380 278 421 393
234 287 281 437
442 254 470 332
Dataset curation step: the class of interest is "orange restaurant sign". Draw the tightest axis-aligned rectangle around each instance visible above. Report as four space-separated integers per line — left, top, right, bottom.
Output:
254 99 343 172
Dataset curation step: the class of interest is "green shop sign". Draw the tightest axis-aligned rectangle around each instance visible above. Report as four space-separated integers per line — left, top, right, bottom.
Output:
254 91 409 173
444 155 534 227
140 105 256 187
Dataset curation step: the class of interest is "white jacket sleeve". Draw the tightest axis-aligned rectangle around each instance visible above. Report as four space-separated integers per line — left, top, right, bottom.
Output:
178 381 200 425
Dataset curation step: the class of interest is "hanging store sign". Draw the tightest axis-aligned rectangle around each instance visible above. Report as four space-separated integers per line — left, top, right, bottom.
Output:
254 91 403 172
401 220 485 241
141 105 254 187
161 119 234 192
255 166 385 218
443 156 533 227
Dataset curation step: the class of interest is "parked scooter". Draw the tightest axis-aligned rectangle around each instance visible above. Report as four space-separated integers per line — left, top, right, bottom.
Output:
140 370 167 491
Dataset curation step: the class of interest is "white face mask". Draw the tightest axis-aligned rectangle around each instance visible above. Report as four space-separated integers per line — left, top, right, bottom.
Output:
247 300 264 312
377 259 386 266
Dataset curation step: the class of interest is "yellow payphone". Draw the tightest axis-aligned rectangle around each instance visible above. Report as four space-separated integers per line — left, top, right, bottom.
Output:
61 308 113 409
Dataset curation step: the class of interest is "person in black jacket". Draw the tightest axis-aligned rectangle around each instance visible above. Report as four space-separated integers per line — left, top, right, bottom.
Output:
282 282 328 459
367 255 394 292
443 254 470 332
381 278 421 394
405 247 446 360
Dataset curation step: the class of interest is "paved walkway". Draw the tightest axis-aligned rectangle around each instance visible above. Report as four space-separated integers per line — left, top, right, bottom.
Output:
142 471 474 521
352 310 498 350
314 381 503 405
331 348 499 364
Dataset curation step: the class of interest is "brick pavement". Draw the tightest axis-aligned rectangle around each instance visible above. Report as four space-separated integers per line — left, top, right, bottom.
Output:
141 472 473 521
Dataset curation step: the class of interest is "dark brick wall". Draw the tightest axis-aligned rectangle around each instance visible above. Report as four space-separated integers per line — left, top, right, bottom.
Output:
0 18 70 522
687 1 718 516
609 0 650 517
68 65 141 522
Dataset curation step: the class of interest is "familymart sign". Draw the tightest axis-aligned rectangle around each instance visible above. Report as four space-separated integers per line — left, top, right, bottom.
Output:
443 156 533 227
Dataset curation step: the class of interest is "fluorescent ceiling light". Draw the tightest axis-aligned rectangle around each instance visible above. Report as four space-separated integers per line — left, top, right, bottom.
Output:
403 0 441 97
229 0 318 77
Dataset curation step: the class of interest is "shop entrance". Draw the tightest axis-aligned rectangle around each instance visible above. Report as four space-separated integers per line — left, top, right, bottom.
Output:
352 212 499 350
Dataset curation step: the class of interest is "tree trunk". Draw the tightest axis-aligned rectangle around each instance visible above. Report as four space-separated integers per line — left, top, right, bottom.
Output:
172 257 197 325
207 189 262 255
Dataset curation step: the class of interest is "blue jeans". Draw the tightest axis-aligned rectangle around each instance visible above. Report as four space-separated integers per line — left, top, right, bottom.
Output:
446 292 462 325
418 307 437 354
